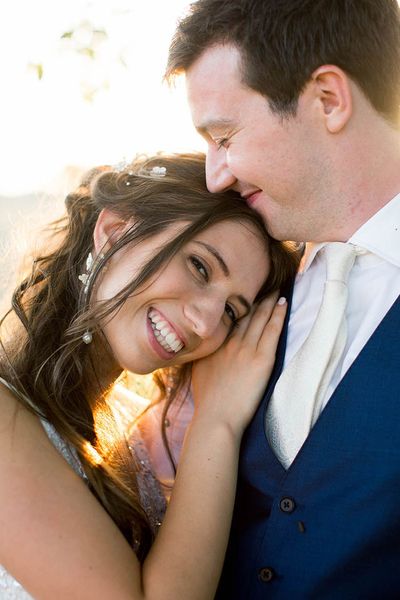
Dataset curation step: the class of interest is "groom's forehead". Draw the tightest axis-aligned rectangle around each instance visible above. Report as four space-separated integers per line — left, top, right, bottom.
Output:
186 45 248 121
186 44 244 92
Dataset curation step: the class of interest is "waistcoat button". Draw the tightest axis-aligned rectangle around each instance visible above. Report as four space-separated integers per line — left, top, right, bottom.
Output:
279 496 296 513
258 567 275 583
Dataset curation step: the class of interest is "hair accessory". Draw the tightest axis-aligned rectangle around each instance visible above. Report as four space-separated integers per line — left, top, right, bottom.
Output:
114 159 129 173
115 160 166 180
78 252 94 293
78 251 104 345
150 166 167 177
113 159 135 186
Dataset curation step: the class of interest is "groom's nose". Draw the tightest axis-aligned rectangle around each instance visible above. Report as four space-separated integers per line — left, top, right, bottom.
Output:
205 144 237 193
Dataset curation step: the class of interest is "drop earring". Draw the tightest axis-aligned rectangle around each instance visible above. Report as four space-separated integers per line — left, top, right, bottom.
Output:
82 330 93 345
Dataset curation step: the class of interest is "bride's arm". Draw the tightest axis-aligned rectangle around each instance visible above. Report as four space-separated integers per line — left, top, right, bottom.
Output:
143 295 287 598
0 295 286 600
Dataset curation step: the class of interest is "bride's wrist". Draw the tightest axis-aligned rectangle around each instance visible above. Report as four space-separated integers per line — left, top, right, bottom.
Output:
187 413 244 447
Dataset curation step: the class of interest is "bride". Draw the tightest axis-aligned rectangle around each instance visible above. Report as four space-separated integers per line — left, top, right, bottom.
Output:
0 153 297 599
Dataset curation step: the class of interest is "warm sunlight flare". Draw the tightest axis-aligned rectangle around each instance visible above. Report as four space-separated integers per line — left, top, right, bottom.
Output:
92 376 154 459
0 0 203 197
83 440 103 465
111 380 152 430
0 0 203 302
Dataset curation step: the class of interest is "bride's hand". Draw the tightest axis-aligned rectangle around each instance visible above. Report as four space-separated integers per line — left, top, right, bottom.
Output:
191 294 287 436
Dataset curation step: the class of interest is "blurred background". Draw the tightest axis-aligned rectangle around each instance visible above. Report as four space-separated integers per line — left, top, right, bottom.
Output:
0 0 205 411
0 0 204 302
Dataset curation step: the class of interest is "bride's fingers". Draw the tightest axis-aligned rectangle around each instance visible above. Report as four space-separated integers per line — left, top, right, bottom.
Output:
256 296 287 355
239 292 280 344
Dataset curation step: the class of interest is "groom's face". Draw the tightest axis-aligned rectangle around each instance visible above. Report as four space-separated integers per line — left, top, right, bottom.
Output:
186 44 323 242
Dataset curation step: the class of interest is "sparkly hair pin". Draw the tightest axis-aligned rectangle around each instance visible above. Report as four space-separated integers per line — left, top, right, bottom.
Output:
114 160 166 185
78 252 94 293
113 158 135 186
149 166 167 177
113 159 130 173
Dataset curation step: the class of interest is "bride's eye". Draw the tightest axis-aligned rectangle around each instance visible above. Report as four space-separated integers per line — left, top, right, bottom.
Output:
190 256 209 281
225 303 238 325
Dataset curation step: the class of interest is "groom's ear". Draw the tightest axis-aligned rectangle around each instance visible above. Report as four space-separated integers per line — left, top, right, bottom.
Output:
93 208 133 255
311 65 352 134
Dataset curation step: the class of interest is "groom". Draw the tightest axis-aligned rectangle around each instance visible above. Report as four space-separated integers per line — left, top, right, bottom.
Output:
166 0 400 597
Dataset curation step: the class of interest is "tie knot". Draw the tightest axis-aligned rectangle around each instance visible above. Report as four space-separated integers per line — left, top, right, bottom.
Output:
324 242 356 282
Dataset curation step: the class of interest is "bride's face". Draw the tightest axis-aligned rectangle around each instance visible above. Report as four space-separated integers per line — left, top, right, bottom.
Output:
94 218 269 374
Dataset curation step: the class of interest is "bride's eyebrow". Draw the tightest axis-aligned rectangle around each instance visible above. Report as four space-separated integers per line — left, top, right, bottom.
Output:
193 241 251 313
194 241 229 275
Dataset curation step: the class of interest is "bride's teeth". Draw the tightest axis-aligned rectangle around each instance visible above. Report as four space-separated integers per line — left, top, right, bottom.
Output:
149 310 184 353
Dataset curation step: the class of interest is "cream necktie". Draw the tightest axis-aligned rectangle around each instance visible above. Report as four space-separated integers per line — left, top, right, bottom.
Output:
266 242 357 469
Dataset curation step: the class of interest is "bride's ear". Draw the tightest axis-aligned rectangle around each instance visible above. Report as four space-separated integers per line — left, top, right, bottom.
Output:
93 208 132 255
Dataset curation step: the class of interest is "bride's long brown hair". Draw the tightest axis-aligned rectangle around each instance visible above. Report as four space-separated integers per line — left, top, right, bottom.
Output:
0 152 299 559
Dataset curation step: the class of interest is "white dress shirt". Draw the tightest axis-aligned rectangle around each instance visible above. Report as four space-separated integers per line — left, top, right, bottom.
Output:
285 193 400 419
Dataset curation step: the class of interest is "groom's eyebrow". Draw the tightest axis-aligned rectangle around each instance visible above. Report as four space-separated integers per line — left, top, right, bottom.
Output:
194 241 251 313
196 117 235 135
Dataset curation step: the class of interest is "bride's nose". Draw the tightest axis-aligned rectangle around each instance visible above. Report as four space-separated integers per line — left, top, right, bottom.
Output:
184 296 224 338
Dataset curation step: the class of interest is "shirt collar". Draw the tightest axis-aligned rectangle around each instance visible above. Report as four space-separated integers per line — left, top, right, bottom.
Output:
300 193 400 274
349 192 400 267
299 242 326 274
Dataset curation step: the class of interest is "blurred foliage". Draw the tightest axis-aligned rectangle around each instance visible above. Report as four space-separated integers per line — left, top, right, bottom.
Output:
60 21 108 61
28 11 129 102
28 63 44 80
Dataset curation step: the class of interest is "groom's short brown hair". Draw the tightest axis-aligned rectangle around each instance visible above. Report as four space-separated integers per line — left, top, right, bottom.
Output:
166 0 400 123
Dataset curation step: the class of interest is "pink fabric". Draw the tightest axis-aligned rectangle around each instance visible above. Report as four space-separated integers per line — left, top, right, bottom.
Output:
136 393 194 499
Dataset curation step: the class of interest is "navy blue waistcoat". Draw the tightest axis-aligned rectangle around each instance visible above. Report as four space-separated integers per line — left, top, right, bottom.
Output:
217 294 400 599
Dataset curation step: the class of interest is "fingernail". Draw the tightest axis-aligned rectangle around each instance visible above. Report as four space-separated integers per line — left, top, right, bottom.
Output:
277 297 287 305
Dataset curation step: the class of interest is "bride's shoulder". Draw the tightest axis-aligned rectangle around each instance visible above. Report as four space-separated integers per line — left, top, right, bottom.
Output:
0 379 46 449
0 379 80 498
0 379 37 439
